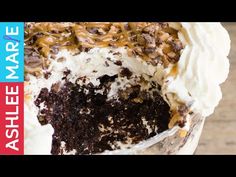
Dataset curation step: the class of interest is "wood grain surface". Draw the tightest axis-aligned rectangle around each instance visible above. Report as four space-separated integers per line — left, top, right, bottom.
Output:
196 23 236 154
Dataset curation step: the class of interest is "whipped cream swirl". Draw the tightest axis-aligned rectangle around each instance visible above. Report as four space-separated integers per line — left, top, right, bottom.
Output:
166 23 230 117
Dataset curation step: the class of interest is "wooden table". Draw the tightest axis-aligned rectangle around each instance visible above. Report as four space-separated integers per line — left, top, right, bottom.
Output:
196 23 236 154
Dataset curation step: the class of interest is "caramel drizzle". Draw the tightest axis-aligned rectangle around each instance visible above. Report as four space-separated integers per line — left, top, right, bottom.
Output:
24 23 153 57
24 22 182 76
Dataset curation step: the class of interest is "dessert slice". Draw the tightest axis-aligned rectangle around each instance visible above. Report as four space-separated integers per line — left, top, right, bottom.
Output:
24 22 230 154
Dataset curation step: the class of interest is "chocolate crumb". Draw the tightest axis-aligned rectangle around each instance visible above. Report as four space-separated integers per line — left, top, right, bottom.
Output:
120 67 133 79
105 61 109 67
113 52 121 56
62 69 71 80
44 71 52 79
114 60 122 66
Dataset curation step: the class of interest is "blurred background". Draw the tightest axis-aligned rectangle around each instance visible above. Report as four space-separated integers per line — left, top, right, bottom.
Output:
196 23 236 154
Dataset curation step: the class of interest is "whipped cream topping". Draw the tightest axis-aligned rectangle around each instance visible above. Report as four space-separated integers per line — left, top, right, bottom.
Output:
165 23 230 117
24 102 54 154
